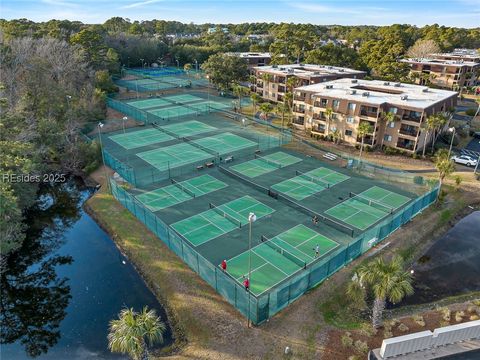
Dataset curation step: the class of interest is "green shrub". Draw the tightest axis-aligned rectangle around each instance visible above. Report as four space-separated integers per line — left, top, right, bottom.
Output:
398 323 409 332
341 333 354 348
439 307 451 321
359 323 377 337
455 311 465 322
470 314 479 321
412 315 426 327
354 340 369 354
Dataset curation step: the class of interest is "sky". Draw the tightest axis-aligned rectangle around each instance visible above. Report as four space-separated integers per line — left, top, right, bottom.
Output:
1 0 480 27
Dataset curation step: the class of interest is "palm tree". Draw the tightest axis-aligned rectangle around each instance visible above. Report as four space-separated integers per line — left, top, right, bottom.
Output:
421 114 437 157
259 102 274 121
355 256 414 328
331 129 341 144
275 102 290 128
381 111 397 148
261 73 273 85
324 107 333 135
250 92 261 117
357 122 373 161
108 307 166 360
434 149 456 199
431 112 452 153
232 84 249 112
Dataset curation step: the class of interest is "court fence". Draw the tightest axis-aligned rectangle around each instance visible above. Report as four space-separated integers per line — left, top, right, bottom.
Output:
109 176 439 325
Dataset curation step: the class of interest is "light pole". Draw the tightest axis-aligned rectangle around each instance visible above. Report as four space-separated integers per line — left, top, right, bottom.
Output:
447 126 456 158
140 58 144 69
135 79 139 98
122 116 127 135
175 59 180 68
98 122 111 193
474 153 480 175
247 212 257 328
194 59 198 72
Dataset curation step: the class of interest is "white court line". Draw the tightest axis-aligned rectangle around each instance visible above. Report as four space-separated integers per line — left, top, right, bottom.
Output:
163 186 191 202
252 248 289 276
274 236 314 261
234 262 269 281
199 213 229 233
347 199 389 218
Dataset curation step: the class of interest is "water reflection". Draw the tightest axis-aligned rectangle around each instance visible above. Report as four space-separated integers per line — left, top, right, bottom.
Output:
399 211 480 306
1 181 171 359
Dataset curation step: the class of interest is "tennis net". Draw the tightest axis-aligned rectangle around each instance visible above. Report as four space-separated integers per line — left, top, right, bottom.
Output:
270 190 355 237
171 178 196 198
162 97 203 113
349 192 394 214
296 170 330 188
151 122 181 139
182 137 219 156
261 235 306 269
209 203 242 228
254 154 283 168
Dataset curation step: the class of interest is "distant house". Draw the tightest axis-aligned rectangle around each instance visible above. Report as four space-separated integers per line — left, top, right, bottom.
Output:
207 27 229 34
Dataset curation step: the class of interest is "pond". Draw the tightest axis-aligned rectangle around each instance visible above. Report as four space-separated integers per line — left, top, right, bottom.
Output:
1 181 172 359
400 211 480 306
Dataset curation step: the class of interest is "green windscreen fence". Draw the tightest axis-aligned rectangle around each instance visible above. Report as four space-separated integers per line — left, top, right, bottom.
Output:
110 178 438 325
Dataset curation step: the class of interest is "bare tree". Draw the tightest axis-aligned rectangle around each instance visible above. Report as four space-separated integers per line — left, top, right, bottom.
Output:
406 39 441 59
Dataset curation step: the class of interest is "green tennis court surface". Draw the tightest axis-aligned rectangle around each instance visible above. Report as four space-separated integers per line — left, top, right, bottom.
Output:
192 132 257 156
161 94 203 103
325 186 410 230
230 152 302 178
127 98 172 109
136 142 213 171
158 77 190 86
136 175 227 211
224 224 339 295
161 120 217 137
271 167 350 200
109 128 173 149
171 195 275 246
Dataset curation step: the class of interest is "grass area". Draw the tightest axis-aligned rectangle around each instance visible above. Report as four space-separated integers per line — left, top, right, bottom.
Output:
318 284 365 330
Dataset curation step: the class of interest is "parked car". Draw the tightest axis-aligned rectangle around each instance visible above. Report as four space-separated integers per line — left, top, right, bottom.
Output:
451 154 478 167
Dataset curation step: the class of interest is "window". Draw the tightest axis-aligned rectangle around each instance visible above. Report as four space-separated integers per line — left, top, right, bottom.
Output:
347 103 356 111
321 99 328 107
333 100 340 108
347 116 355 124
384 135 392 142
345 130 353 136
389 107 398 114
331 126 337 132
332 113 338 120
389 121 395 128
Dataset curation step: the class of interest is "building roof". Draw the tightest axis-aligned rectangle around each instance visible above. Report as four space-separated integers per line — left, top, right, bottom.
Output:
401 58 479 67
431 48 480 59
254 63 366 78
226 52 271 59
295 78 458 110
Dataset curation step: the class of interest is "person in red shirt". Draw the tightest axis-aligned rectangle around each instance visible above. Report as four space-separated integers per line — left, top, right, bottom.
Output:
221 259 227 272
243 277 250 292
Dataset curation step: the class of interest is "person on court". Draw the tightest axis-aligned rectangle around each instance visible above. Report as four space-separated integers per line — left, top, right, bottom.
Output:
312 215 319 225
314 244 320 258
221 259 227 272
243 276 250 292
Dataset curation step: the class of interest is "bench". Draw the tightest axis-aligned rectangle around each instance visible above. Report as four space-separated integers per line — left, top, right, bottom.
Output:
224 156 234 163
323 152 337 161
196 165 204 170
205 162 215 168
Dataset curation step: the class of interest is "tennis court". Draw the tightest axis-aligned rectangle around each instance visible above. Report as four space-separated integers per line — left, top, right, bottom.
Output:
162 94 204 104
171 195 275 246
325 186 410 230
271 167 350 200
147 100 231 119
136 142 213 171
192 132 257 156
224 224 339 295
136 175 227 211
230 152 302 178
109 128 173 150
127 98 173 110
161 120 217 137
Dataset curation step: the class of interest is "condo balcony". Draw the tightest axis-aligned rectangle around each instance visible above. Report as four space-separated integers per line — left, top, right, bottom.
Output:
399 125 419 137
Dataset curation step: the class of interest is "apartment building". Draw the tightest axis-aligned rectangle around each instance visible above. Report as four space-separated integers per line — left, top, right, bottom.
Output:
253 64 366 103
431 48 480 63
226 52 271 71
401 57 480 89
292 78 458 153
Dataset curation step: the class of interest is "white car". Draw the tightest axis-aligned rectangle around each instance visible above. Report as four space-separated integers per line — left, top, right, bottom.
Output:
451 154 478 167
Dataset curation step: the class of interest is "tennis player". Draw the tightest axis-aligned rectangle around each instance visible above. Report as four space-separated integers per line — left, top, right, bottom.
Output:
221 259 227 272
